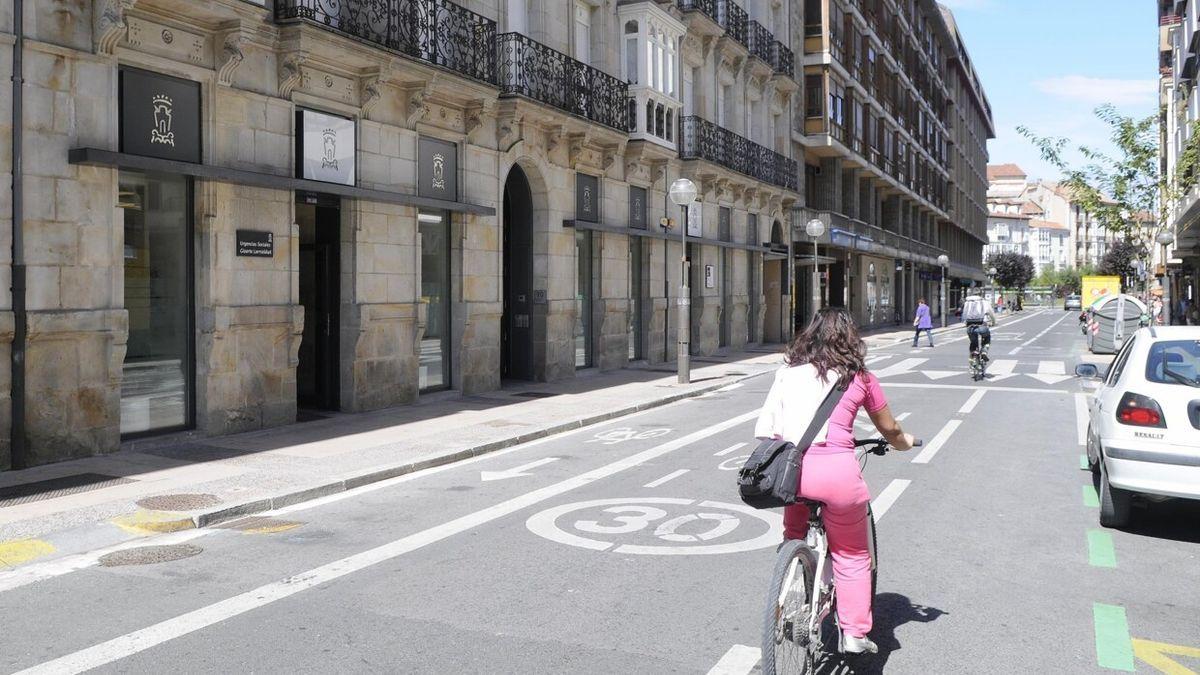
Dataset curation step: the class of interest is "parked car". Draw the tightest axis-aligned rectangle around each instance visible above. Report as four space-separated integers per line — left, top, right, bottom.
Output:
1065 294 1083 311
1076 326 1200 527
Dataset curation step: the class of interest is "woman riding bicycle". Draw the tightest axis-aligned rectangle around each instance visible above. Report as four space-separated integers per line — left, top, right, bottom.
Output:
756 308 915 654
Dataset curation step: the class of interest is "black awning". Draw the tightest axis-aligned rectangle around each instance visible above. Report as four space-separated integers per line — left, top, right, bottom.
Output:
69 148 496 216
564 219 774 254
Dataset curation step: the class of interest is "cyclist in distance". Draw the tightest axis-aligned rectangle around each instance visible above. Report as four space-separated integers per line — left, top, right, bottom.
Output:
755 307 916 654
961 293 997 362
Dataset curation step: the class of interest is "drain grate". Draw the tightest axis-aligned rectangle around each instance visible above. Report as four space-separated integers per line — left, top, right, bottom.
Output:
0 473 135 508
511 392 559 399
98 544 203 567
136 493 221 512
214 516 302 534
724 371 748 376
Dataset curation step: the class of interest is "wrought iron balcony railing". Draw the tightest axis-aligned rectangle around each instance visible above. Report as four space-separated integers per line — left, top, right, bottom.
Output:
717 0 748 47
770 40 794 78
497 33 629 132
679 115 797 191
275 0 495 84
747 20 773 64
677 0 719 22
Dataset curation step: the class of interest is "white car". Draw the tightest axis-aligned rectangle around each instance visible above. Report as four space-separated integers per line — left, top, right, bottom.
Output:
1076 326 1200 527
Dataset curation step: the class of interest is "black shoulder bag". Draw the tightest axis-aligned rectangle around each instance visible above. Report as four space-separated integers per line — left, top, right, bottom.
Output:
737 382 848 509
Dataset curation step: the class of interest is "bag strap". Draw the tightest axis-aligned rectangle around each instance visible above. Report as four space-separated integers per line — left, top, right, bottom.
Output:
794 376 850 451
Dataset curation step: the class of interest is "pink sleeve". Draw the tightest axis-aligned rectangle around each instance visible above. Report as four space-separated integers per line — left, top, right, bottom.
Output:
861 372 888 414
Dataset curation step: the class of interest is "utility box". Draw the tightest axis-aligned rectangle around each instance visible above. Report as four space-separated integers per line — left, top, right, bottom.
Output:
1088 294 1147 355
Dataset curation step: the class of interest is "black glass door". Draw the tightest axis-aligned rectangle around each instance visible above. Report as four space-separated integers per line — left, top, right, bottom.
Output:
297 200 340 410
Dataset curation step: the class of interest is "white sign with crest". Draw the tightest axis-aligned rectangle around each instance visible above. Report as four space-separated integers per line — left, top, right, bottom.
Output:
300 110 356 186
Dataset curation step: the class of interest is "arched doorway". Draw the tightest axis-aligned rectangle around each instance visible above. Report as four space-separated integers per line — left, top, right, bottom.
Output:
763 221 785 343
502 166 534 380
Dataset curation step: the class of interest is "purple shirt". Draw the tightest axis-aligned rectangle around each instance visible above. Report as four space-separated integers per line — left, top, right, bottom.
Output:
914 303 932 329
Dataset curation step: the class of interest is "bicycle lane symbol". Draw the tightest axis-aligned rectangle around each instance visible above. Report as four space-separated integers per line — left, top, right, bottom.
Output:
525 498 782 555
585 427 673 445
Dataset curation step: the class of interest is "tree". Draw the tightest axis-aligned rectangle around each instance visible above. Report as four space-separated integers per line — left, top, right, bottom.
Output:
988 252 1035 291
1099 239 1146 288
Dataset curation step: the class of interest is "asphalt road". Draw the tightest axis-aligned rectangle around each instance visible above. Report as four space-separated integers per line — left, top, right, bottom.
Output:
3 308 1198 674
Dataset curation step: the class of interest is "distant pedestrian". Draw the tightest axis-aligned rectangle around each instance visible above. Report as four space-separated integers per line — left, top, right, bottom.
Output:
996 296 1005 314
912 298 934 347
1152 297 1164 325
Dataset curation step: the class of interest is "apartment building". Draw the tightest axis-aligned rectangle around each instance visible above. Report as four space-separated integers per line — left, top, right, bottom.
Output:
793 0 991 328
986 164 1071 273
0 0 801 469
1158 0 1200 319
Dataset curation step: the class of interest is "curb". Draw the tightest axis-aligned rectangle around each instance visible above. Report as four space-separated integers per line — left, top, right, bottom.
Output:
188 367 774 529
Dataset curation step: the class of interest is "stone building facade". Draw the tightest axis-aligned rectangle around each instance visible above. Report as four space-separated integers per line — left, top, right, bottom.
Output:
0 0 802 469
792 0 991 327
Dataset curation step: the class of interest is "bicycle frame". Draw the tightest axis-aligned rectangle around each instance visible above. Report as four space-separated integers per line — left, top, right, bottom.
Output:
798 504 878 656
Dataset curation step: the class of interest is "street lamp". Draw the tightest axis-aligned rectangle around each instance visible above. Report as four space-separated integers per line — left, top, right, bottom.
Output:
988 265 997 308
1156 230 1175 326
937 254 950 328
805 218 825 324
669 177 698 384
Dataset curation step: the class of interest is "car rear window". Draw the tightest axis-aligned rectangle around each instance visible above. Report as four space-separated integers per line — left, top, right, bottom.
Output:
1145 340 1200 385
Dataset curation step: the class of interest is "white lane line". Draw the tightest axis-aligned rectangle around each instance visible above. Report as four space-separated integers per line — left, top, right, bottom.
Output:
644 469 690 488
1009 311 1073 354
715 442 748 457
896 412 911 422
870 479 913 521
14 411 761 675
706 645 761 675
873 358 927 379
865 354 895 365
932 310 1051 347
911 420 963 464
0 396 715 595
1075 393 1090 446
958 389 987 414
883 382 1070 395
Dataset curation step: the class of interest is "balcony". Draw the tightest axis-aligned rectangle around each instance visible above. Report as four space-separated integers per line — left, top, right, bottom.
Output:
496 33 629 132
678 0 719 21
747 20 773 63
716 0 749 47
770 41 795 78
275 0 496 84
679 115 798 191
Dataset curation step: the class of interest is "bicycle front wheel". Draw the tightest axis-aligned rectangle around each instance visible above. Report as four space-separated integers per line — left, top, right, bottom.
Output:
762 539 818 675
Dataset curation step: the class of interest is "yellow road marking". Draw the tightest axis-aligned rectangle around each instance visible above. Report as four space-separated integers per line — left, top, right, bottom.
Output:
0 539 56 567
1134 638 1200 675
111 510 195 535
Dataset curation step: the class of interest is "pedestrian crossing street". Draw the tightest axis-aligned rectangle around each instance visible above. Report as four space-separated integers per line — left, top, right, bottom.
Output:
863 353 1073 384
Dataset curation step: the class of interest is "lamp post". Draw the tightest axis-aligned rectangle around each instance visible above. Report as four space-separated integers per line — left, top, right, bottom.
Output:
805 218 825 324
1156 230 1175 326
937 254 950 328
988 265 997 308
669 178 698 384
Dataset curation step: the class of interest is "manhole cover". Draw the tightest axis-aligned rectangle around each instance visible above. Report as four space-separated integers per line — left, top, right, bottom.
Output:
136 493 221 511
0 473 136 508
98 544 203 567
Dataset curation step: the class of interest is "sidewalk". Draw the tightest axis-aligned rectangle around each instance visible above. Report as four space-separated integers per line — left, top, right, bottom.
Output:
0 350 784 568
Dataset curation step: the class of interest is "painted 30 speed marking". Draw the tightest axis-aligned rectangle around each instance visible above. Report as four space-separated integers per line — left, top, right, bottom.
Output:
525 498 782 555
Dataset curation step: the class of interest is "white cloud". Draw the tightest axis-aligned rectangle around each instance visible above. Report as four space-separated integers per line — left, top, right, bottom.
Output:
1031 76 1158 106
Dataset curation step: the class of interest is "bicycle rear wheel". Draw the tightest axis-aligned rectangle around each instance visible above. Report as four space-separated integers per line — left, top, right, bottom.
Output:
763 539 818 675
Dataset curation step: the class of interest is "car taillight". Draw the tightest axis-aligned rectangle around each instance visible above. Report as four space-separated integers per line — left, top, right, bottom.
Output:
1116 392 1166 428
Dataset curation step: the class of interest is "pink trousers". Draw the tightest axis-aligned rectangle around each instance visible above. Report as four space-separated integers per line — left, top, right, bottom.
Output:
783 451 873 638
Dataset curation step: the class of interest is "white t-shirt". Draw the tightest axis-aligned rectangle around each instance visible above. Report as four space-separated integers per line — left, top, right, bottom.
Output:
754 364 836 445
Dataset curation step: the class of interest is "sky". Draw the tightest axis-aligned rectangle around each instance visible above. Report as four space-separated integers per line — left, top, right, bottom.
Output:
939 0 1160 183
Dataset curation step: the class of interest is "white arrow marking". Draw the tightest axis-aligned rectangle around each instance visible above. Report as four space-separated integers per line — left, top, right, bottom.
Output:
873 358 927 379
1028 373 1072 385
923 370 960 380
480 457 561 481
987 359 1018 382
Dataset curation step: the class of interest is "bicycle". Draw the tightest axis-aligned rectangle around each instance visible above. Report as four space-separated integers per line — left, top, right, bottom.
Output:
969 342 989 381
762 437 922 675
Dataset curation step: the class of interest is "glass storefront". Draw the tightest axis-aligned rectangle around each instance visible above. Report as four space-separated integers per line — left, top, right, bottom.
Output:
419 209 451 390
118 171 193 435
575 229 594 368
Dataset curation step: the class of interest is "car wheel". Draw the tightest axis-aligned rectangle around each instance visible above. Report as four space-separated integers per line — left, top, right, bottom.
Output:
1098 459 1132 528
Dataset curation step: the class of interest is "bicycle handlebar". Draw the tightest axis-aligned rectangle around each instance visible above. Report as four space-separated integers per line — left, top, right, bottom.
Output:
854 437 925 455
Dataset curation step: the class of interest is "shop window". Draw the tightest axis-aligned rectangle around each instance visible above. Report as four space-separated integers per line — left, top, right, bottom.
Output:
419 209 451 391
119 171 193 436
